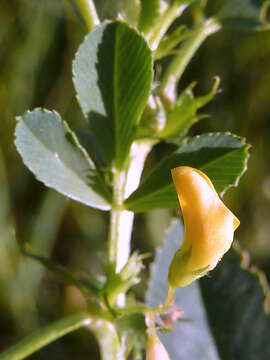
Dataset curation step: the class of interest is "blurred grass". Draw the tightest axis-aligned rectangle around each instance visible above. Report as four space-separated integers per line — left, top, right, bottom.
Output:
1 0 270 358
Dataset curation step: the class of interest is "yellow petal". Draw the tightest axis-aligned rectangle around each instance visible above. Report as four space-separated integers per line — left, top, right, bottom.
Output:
146 333 171 360
168 166 240 288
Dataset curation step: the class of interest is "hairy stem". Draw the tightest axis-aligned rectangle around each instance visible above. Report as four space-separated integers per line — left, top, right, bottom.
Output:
160 17 221 103
108 169 127 271
108 142 153 282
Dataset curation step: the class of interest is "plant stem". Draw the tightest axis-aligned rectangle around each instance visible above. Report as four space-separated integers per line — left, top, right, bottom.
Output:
159 17 221 103
108 142 153 284
0 312 123 360
75 0 100 31
108 169 126 271
148 2 189 50
0 312 90 360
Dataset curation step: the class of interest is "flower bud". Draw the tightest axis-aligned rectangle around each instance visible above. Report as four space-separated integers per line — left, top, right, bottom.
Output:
146 333 170 360
169 166 240 287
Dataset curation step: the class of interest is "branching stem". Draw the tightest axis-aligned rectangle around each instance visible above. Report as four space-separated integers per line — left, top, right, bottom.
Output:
160 17 221 103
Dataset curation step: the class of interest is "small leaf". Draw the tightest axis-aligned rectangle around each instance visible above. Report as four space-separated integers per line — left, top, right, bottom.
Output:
137 78 219 141
73 21 153 169
104 252 147 304
146 220 220 360
15 109 111 210
217 0 270 31
159 77 220 139
125 132 249 212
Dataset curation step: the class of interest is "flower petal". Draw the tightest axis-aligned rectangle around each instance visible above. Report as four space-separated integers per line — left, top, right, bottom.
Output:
168 166 240 288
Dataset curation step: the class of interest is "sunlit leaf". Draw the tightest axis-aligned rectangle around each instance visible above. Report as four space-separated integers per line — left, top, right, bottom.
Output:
15 109 111 210
73 21 153 169
125 132 249 212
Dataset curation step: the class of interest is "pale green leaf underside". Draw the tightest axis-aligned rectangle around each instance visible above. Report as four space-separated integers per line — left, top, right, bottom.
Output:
15 109 111 210
146 220 219 360
125 132 249 212
73 21 153 168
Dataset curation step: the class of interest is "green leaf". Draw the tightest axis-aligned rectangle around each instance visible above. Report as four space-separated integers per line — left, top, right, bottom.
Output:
15 109 111 211
147 220 270 359
125 132 249 212
73 21 153 169
217 0 270 31
159 77 220 139
0 312 122 360
146 220 220 360
200 246 270 359
138 0 162 34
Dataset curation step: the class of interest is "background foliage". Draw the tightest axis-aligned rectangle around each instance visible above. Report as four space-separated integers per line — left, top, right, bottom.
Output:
1 0 270 358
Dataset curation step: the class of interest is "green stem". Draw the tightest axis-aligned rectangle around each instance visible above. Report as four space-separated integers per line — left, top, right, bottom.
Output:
75 0 100 31
148 2 188 50
0 313 123 360
159 17 221 103
0 313 90 360
108 169 125 270
108 142 153 292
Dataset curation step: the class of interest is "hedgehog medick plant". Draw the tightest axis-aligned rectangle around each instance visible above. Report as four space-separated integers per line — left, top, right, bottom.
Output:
2 0 270 359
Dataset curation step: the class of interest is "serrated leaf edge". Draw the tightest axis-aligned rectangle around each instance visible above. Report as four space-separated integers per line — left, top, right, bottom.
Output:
72 20 154 119
15 108 111 210
233 243 270 315
126 132 250 210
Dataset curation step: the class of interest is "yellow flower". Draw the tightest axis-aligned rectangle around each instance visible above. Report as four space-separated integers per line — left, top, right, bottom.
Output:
146 333 170 360
168 166 240 288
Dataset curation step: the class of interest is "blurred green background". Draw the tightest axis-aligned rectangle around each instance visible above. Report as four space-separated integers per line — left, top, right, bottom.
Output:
0 0 270 358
